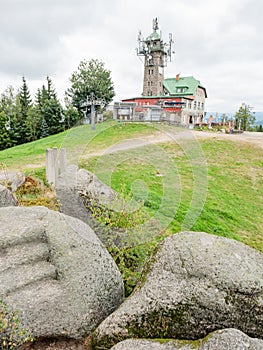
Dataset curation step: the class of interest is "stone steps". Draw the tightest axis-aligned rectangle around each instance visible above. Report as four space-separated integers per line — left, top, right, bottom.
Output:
10 278 63 307
0 226 46 249
0 260 57 294
0 241 50 272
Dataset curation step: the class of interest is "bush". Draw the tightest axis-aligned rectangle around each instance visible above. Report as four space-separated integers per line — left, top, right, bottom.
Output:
0 300 33 349
102 110 113 121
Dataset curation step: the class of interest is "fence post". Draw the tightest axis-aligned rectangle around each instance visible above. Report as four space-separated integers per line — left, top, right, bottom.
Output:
46 148 58 186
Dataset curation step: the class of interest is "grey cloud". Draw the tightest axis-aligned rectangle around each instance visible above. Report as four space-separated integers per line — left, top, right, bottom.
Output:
0 0 262 111
0 0 118 77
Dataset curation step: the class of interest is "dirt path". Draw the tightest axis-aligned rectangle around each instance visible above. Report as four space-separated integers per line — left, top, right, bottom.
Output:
81 130 263 160
194 130 263 149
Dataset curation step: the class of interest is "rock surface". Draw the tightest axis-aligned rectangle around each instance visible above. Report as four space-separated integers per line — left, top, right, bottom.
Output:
56 165 94 224
76 168 117 206
0 206 124 340
110 329 263 350
0 184 17 206
56 165 118 245
0 171 25 191
56 165 116 208
93 231 263 349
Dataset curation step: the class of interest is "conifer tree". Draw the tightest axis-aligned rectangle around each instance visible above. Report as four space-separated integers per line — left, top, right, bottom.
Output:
0 111 12 150
15 77 32 144
0 86 19 147
25 106 42 141
35 77 64 135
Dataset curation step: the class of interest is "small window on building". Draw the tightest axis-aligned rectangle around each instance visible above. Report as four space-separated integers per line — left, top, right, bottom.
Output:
176 87 185 93
149 69 151 75
152 69 154 74
201 103 204 110
198 102 200 110
194 101 197 109
188 102 192 109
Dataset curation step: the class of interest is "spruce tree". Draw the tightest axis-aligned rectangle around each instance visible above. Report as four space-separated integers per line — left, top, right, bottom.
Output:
0 111 12 150
37 77 64 135
0 86 18 146
16 77 32 144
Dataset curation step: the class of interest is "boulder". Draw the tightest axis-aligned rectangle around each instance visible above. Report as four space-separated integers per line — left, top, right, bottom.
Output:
92 231 263 349
0 206 124 340
76 168 117 206
0 171 25 191
110 329 263 350
0 184 17 206
57 165 116 206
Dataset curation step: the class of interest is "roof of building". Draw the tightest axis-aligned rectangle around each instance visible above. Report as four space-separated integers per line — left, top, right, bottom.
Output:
163 76 207 97
145 30 161 42
122 95 197 101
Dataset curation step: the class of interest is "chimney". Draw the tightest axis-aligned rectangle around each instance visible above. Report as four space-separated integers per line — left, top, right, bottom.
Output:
176 73 180 81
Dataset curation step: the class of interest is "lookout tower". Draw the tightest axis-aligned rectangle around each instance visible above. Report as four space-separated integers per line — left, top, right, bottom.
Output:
137 18 174 96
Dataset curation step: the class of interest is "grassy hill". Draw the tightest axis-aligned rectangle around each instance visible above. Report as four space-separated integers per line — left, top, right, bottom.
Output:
1 120 262 294
1 120 262 251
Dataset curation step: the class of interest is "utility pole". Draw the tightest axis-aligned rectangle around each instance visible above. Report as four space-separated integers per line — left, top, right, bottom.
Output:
80 92 106 130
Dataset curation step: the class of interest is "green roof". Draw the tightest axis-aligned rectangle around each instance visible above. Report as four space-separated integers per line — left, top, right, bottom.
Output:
146 30 161 42
163 76 207 97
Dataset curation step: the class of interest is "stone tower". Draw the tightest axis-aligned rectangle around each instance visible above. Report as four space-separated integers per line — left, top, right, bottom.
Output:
137 18 174 96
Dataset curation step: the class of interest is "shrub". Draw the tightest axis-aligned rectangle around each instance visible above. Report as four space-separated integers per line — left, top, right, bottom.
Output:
0 300 33 349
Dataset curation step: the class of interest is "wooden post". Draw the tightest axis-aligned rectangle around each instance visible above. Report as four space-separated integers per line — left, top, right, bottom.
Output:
60 148 67 174
46 148 58 186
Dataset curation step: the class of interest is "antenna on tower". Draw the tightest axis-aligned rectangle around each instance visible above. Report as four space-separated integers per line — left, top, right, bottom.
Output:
167 33 175 61
153 17 159 31
136 19 175 96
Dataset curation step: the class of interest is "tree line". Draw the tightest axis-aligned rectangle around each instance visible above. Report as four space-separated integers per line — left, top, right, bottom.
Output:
0 59 115 150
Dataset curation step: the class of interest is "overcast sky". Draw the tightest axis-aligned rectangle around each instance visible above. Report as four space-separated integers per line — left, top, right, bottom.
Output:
0 0 262 113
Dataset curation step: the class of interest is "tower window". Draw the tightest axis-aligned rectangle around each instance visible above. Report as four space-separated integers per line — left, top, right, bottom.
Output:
148 69 151 75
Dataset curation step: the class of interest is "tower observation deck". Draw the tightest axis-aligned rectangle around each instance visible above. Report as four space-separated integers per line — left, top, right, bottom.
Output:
136 18 174 96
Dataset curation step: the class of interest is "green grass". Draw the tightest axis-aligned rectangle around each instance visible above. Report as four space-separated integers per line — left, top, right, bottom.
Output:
0 121 159 171
84 131 263 253
1 121 262 295
1 121 260 251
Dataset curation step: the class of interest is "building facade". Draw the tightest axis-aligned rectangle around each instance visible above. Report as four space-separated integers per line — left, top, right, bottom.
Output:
115 19 207 126
121 75 207 125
